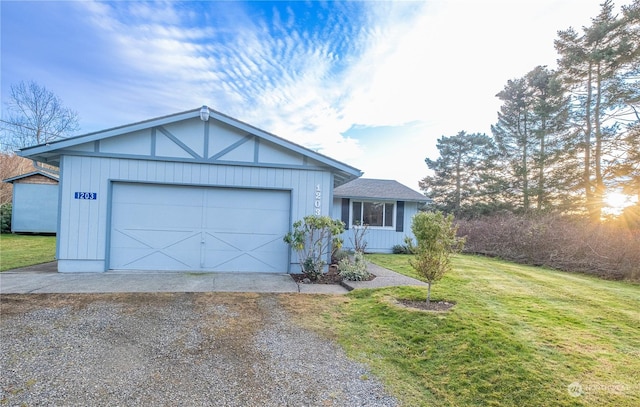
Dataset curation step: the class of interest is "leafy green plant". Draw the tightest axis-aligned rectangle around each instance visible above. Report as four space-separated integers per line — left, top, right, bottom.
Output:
283 215 345 280
0 204 12 234
392 236 418 254
332 248 349 264
409 211 465 303
338 251 371 281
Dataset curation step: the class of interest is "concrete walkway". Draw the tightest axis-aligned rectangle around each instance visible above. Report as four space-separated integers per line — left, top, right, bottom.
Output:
0 261 426 295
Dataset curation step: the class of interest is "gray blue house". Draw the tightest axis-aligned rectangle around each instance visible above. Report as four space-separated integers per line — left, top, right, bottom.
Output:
19 106 426 273
333 178 428 253
3 170 59 234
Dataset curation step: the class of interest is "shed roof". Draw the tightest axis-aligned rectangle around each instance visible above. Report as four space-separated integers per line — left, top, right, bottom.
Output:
18 106 363 186
3 170 59 184
333 178 428 203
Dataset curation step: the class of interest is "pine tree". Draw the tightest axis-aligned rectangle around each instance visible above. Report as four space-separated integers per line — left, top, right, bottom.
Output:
555 0 640 220
420 131 500 217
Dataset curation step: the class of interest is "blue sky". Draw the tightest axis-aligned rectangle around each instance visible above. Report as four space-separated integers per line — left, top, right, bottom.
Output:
1 0 609 190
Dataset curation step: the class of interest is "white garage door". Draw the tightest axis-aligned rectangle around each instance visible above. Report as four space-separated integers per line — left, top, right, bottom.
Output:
109 183 290 272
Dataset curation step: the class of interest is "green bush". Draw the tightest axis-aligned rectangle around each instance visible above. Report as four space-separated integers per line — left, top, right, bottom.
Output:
338 251 371 281
332 248 349 263
392 236 418 254
410 211 465 303
284 215 345 280
0 203 11 234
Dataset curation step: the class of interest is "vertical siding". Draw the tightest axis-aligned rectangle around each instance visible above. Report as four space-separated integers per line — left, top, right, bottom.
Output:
335 200 421 253
58 156 333 268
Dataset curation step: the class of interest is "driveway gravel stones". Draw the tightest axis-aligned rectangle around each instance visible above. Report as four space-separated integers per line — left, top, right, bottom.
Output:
0 293 397 406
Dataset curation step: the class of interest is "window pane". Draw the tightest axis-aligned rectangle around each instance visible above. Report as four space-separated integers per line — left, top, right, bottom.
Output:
352 202 362 225
363 202 383 226
384 203 394 227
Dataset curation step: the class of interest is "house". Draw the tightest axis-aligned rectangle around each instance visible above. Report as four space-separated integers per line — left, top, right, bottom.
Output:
19 106 362 273
333 178 428 253
3 170 60 234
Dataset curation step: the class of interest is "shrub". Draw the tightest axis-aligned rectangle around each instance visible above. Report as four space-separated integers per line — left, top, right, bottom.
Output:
332 248 349 264
338 251 371 281
410 211 465 304
456 212 640 280
349 223 369 252
283 215 345 280
392 244 410 254
392 236 418 254
0 203 11 234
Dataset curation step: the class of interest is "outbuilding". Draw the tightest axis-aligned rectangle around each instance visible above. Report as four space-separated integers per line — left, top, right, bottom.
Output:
3 170 59 234
20 107 362 273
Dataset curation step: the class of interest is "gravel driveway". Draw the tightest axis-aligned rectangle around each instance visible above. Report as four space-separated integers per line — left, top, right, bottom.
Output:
1 293 397 406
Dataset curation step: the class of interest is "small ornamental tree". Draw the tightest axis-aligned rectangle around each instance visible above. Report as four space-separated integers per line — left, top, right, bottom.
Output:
284 215 345 280
409 211 465 304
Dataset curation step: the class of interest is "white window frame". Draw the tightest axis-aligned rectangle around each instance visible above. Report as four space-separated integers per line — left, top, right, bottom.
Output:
351 200 396 229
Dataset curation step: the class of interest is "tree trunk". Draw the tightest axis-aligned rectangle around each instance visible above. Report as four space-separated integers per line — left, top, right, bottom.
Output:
522 110 530 212
593 62 605 221
537 118 546 210
584 62 596 221
426 282 431 305
455 148 462 214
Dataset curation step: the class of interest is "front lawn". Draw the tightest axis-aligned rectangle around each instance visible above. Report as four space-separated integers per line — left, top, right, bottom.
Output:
285 254 640 406
0 234 56 271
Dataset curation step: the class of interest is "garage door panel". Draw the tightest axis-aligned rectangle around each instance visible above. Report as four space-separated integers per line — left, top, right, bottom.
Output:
206 252 281 272
121 250 198 270
110 183 290 272
110 231 201 270
115 204 202 229
204 208 288 231
116 229 200 249
114 183 203 206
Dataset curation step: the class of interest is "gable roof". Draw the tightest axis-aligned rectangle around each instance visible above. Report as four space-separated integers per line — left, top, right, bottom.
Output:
333 178 428 203
18 106 363 186
3 170 59 184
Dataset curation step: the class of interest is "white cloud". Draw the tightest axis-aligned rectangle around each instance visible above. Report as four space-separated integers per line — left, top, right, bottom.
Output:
66 0 606 189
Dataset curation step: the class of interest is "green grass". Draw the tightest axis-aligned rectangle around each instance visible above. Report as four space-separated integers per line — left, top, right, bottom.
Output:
308 254 640 406
0 234 56 271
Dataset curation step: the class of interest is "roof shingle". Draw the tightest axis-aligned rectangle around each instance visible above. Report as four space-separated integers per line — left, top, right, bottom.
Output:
333 178 427 202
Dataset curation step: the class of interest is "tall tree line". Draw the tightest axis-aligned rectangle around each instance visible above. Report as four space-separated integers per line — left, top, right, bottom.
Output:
421 0 640 220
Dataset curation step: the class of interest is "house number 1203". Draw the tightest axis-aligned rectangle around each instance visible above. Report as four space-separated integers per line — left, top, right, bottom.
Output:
314 184 321 215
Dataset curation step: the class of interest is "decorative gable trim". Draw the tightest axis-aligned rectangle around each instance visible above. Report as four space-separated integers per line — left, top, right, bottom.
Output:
19 106 362 186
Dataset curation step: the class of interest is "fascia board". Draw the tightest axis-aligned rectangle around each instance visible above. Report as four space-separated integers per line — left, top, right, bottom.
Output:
19 110 200 157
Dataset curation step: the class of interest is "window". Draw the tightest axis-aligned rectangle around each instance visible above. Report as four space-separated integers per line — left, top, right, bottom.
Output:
352 201 394 227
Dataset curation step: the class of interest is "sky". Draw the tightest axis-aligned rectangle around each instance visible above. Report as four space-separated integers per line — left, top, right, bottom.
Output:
0 0 614 191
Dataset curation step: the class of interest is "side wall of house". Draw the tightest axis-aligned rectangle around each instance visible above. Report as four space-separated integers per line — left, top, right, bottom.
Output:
11 183 59 233
332 198 421 253
57 155 333 272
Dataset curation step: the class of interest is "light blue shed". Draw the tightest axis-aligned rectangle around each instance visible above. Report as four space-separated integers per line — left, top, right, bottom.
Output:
19 106 362 273
332 178 428 253
3 170 59 234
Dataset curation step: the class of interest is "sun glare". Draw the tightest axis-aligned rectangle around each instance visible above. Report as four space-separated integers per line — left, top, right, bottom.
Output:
603 191 636 216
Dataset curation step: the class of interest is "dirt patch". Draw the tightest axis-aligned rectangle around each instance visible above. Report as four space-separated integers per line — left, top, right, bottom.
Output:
396 299 456 312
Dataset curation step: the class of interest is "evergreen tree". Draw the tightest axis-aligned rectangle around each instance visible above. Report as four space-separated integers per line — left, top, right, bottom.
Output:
420 131 500 217
555 0 640 220
491 77 536 211
525 66 577 211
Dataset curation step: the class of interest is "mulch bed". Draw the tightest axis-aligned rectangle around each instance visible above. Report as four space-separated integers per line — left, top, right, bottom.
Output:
291 273 345 285
397 299 456 312
291 266 375 284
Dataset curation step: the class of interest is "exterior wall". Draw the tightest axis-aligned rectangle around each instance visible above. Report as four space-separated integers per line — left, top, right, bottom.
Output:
11 183 59 233
57 155 333 272
333 198 421 253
